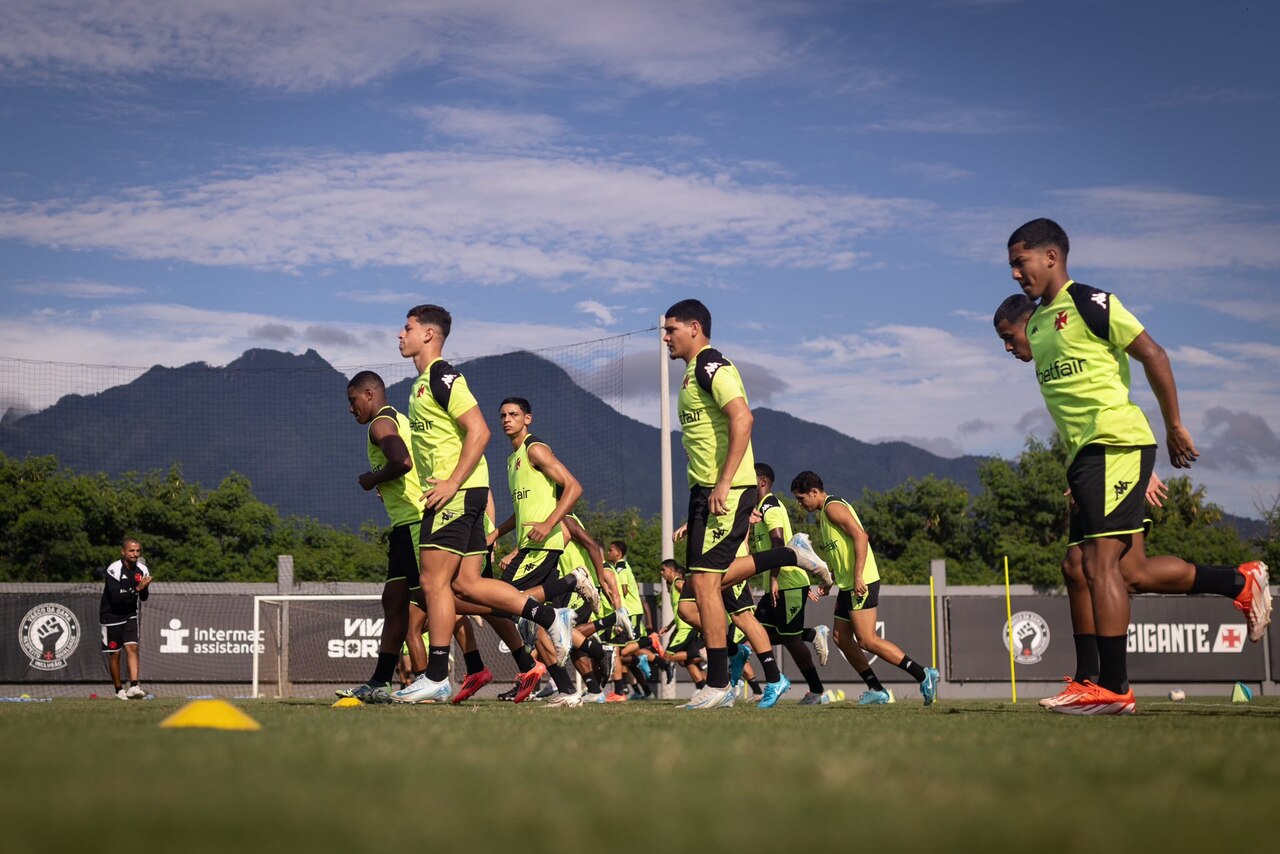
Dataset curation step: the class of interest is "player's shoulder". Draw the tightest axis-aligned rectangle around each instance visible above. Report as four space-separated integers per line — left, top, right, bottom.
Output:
693 347 736 393
105 560 124 579
428 359 465 405
1065 281 1113 340
759 492 782 512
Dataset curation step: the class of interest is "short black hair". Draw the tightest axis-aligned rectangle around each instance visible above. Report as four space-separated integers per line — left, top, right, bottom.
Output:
992 294 1036 328
407 304 452 339
121 536 141 548
665 299 712 338
347 370 385 392
501 396 532 414
609 540 627 556
661 559 685 574
1008 218 1069 256
754 462 775 485
790 470 823 493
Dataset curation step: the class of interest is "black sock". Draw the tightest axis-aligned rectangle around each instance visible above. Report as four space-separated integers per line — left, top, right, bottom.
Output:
582 636 605 665
1096 635 1128 694
593 612 618 633
463 650 484 676
548 664 576 694
726 640 739 658
541 573 578 601
583 673 600 694
412 670 425 679
628 664 651 693
752 546 794 574
694 679 707 689
858 668 885 693
512 645 536 673
614 678 627 694
747 677 763 696
897 654 926 683
1073 633 1099 683
636 637 653 650
425 645 450 681
801 627 817 643
371 652 399 685
129 680 139 687
706 647 729 688
800 666 824 693
523 600 554 628
757 650 781 683
1190 564 1247 598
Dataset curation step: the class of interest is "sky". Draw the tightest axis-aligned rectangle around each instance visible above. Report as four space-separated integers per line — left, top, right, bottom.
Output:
1 0 1277 517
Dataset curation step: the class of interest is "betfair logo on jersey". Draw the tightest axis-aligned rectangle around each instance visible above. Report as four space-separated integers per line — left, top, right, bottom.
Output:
680 410 702 425
1054 311 1068 331
410 418 431 432
1091 292 1108 309
512 488 530 501
1036 357 1087 385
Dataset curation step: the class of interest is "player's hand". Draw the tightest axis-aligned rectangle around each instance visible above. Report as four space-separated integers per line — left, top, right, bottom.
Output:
499 551 517 571
672 523 687 542
1063 487 1078 513
36 618 63 654
524 520 554 543
1145 472 1168 508
709 482 731 516
817 583 831 599
1167 425 1199 469
769 577 779 604
749 508 763 525
358 471 379 491
854 577 867 598
807 588 821 603
422 477 460 510
136 575 151 589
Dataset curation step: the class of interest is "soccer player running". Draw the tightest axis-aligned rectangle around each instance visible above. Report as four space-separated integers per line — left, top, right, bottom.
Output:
394 305 572 703
1005 218 1270 714
993 289 1271 708
662 298 828 709
750 464 833 705
491 396 600 708
791 471 939 705
100 537 151 700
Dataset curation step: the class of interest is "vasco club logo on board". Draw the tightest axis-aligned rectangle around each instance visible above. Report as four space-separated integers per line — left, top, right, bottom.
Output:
1003 610 1051 665
18 603 82 671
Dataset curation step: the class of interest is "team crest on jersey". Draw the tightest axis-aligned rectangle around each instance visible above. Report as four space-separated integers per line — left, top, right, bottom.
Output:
416 385 426 397
682 376 691 389
18 603 81 671
1003 610 1051 665
1054 311 1068 331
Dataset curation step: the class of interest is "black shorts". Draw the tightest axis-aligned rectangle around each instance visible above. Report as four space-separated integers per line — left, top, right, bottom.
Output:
421 487 489 557
386 522 421 586
834 582 880 621
1068 507 1154 547
678 575 754 614
666 624 701 656
502 548 563 594
100 619 138 652
1067 445 1156 540
685 484 756 573
755 587 807 637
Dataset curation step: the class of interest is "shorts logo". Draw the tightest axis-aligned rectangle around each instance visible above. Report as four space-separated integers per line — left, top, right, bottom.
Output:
1113 479 1132 500
19 603 81 671
1054 311 1068 331
707 520 727 544
440 510 456 522
1003 610 1051 665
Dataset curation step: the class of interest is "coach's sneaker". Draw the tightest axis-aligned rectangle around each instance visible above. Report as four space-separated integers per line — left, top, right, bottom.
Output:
115 688 129 701
1233 561 1272 642
728 645 751 686
613 606 634 641
811 624 831 666
1049 681 1136 715
550 608 574 666
125 684 146 699
858 689 891 705
451 667 494 704
759 674 792 709
570 567 601 615
546 691 584 708
1039 677 1090 709
392 674 451 704
920 667 940 706
682 685 736 710
787 533 833 587
799 691 830 705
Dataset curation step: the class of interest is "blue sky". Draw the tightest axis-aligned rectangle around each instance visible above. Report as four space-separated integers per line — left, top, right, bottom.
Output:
1 0 1277 516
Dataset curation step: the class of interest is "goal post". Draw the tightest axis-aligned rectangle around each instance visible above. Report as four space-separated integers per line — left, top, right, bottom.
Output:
252 594 381 699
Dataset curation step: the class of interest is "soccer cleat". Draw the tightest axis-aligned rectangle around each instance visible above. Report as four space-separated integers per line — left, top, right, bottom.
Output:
799 691 831 705
513 662 546 704
1233 561 1272 642
811 624 831 666
550 608 574 666
451 667 494 704
787 533 833 587
570 567 601 615
635 655 652 680
857 689 891 705
601 645 617 682
115 688 129 701
728 645 751 686
338 682 390 703
546 692 583 708
533 682 556 701
1049 681 1136 715
392 674 451 704
613 607 634 641
647 631 666 659
605 691 628 702
1039 677 1090 709
125 685 146 699
365 685 394 704
497 683 521 702
517 617 539 649
759 674 791 709
586 690 607 704
682 685 736 710
920 667 940 706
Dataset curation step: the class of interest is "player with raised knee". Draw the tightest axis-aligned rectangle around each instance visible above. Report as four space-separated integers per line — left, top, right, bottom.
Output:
658 559 708 689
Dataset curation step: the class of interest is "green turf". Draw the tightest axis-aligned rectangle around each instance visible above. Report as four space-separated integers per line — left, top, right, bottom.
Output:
5 696 1277 853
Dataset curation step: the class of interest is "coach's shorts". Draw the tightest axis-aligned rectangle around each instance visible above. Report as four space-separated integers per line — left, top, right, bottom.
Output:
421 487 489 556
502 548 563 592
1067 444 1156 540
100 619 138 652
678 574 755 614
1068 507 1154 547
685 484 756 573
755 587 807 637
834 582 880 622
386 522 422 586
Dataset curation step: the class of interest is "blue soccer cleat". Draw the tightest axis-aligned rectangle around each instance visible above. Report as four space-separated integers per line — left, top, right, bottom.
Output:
921 667 940 706
759 674 792 709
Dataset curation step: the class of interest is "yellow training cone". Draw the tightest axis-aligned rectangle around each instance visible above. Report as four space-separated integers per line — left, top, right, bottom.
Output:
332 697 363 708
1231 682 1253 704
160 699 261 731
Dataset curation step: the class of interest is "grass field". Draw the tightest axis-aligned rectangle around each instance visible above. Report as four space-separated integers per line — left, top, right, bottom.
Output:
6 695 1278 854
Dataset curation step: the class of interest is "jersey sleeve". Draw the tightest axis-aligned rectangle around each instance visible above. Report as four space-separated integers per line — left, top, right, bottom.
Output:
1107 293 1145 350
761 501 788 533
430 362 480 421
710 363 747 410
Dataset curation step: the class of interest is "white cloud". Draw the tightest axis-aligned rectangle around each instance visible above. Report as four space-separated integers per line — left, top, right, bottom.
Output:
575 300 619 326
10 279 143 298
867 105 1033 135
336 289 425 304
411 106 567 147
892 160 974 182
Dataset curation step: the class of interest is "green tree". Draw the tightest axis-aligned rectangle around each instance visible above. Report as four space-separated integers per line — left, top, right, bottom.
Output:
1146 476 1254 566
855 476 976 583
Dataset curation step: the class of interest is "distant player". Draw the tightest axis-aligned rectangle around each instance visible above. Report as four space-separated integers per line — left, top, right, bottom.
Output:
993 290 1271 708
791 470 939 705
658 560 707 689
100 537 151 700
1004 219 1269 714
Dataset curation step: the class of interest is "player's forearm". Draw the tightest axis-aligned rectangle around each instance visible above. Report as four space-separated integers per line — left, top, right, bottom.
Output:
1138 346 1185 431
543 479 582 534
853 535 869 578
600 568 623 609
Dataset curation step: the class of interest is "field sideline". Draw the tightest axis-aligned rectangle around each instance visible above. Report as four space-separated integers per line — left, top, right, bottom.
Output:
7 697 1277 853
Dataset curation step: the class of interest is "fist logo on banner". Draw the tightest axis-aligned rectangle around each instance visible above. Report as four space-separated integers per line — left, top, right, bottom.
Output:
19 603 81 671
1003 610 1051 665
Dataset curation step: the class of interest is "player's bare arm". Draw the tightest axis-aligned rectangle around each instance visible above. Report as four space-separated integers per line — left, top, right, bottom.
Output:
360 417 412 491
1126 330 1198 469
711 396 752 515
826 500 870 596
524 442 582 543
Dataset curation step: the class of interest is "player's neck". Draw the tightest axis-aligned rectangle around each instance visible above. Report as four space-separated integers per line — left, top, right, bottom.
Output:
509 428 528 449
1039 272 1071 306
412 345 442 374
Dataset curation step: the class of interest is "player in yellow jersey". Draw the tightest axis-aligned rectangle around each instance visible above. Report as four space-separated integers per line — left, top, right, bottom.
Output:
394 305 572 704
1006 219 1269 714
994 290 1271 708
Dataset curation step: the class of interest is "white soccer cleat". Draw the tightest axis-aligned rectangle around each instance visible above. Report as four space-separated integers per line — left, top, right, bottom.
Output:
571 567 601 615
681 685 736 710
811 624 831 667
391 674 451 704
585 690 607 704
115 688 129 701
613 607 634 642
125 685 145 699
546 692 584 708
787 533 832 586
550 608 574 666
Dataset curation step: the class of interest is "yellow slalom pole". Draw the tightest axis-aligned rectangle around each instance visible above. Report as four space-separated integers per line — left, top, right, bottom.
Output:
1004 555 1017 704
929 576 938 670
